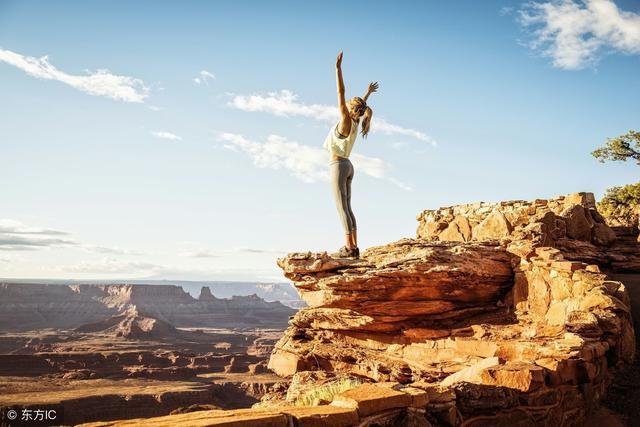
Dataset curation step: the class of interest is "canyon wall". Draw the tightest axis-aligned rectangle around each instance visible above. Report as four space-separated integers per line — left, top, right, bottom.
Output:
0 283 295 332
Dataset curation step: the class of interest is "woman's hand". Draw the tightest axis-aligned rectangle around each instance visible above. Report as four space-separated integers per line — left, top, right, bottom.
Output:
363 81 379 102
336 51 343 68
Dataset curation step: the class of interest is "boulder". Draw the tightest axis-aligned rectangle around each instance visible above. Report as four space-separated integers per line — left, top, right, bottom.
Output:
592 223 617 246
438 215 472 242
440 357 500 388
331 383 412 417
472 210 513 240
561 204 593 241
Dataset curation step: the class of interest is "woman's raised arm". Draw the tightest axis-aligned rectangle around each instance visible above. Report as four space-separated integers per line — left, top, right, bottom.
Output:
335 52 351 136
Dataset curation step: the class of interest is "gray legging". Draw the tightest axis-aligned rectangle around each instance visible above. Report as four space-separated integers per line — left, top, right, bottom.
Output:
330 158 357 234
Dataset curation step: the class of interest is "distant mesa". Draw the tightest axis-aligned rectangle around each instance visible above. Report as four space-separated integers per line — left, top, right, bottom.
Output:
198 286 218 301
74 306 181 340
0 283 296 332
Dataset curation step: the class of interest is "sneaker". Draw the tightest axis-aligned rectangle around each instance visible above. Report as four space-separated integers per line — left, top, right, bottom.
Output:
353 247 360 258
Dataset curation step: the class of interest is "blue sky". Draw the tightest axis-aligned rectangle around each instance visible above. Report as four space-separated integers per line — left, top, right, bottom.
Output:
1 0 638 281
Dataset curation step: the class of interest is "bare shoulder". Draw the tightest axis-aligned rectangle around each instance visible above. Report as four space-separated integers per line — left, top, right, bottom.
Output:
337 117 352 137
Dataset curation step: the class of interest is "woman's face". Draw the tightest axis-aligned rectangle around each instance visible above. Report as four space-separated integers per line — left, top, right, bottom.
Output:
347 98 362 119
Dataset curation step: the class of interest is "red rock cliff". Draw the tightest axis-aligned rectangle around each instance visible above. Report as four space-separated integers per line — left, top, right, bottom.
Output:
269 192 637 426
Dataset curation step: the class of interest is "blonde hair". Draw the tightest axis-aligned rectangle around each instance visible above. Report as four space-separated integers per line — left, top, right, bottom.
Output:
350 97 373 138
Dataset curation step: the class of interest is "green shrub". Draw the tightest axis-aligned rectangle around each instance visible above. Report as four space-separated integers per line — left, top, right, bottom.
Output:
592 130 640 164
598 182 640 227
295 377 363 407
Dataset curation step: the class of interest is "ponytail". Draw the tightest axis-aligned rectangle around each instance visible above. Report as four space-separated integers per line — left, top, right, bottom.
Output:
360 106 372 138
349 96 373 138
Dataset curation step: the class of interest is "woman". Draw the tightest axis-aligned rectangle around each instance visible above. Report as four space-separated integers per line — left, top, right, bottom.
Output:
323 51 378 258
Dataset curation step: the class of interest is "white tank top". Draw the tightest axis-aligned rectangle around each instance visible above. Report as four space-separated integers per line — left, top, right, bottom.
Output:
323 119 358 158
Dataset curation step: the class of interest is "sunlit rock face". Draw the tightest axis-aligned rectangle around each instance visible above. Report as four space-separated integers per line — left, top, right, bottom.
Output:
416 192 639 271
276 240 513 334
269 192 637 426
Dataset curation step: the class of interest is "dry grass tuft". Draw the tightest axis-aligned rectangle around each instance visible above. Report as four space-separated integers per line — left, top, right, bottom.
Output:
295 377 363 407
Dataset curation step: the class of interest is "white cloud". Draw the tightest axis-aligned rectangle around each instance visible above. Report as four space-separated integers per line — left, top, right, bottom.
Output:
193 69 215 85
349 154 386 178
500 6 515 16
63 257 163 274
217 132 411 190
0 219 141 256
372 119 436 145
59 257 278 281
228 90 436 145
387 178 414 192
0 219 75 250
518 0 640 69
148 105 161 112
391 141 409 150
179 250 219 258
0 48 149 102
151 131 182 141
230 90 337 120
0 254 22 264
179 246 286 258
232 246 286 254
218 132 330 183
0 219 69 236
81 245 142 255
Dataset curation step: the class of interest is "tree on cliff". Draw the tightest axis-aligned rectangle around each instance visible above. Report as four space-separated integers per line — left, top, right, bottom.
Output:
592 130 640 227
592 130 640 165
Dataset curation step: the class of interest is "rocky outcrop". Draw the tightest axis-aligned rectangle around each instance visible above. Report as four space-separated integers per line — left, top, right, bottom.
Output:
0 283 296 331
276 241 513 334
266 192 636 426
416 192 639 272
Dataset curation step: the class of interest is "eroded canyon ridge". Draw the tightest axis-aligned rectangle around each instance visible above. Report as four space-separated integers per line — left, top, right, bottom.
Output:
0 284 296 425
75 192 638 427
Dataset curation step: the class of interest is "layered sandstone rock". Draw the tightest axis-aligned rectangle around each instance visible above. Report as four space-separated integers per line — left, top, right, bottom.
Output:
277 240 513 333
267 192 636 425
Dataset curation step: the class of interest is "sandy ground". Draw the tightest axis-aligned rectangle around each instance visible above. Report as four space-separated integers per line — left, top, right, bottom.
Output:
0 372 282 406
0 377 210 405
